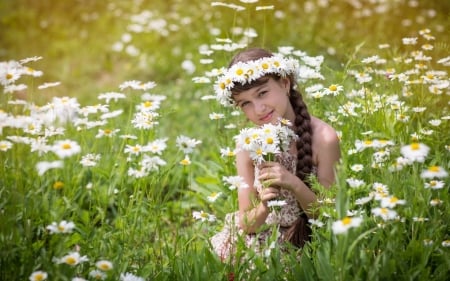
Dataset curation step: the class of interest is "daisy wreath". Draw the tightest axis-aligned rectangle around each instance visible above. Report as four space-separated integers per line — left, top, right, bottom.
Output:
213 54 300 107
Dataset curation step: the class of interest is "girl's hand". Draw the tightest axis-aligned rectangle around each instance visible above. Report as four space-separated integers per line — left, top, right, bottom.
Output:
257 161 298 192
259 186 280 206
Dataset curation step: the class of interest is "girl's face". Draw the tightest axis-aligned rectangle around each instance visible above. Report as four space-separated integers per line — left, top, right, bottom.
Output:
233 77 295 126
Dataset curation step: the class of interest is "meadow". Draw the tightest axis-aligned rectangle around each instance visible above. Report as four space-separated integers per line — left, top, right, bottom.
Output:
0 0 449 280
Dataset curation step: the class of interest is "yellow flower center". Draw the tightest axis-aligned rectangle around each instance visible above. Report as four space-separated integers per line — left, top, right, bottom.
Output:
6 73 13 80
380 208 388 215
416 63 425 69
266 137 273 145
180 158 190 165
65 256 77 265
104 129 112 135
236 68 244 76
98 263 110 270
428 166 439 172
342 217 352 225
34 273 45 281
261 63 269 70
256 148 263 156
219 82 226 90
390 197 398 203
144 101 153 107
62 143 72 150
364 140 373 145
410 143 420 150
329 84 337 91
429 181 437 186
53 181 64 190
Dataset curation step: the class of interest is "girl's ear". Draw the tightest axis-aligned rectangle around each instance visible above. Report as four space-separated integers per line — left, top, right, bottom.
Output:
282 77 290 90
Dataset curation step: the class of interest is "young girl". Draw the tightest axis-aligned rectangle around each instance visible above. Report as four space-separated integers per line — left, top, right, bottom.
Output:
210 48 341 261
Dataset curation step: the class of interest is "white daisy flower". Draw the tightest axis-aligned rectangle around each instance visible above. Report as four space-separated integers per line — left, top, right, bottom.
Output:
206 190 222 202
192 210 216 222
36 160 64 176
54 252 89 266
120 272 145 281
380 196 406 208
29 271 48 281
51 139 81 158
95 260 113 271
176 135 202 154
424 180 445 189
143 138 168 155
421 166 448 179
371 207 398 221
46 220 76 234
400 142 430 163
223 175 249 190
332 216 363 234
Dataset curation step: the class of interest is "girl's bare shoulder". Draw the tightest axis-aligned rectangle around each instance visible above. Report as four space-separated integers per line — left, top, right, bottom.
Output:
311 117 339 145
310 117 340 167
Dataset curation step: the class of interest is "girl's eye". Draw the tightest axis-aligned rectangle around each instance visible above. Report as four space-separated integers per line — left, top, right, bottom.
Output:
240 101 250 108
258 91 267 97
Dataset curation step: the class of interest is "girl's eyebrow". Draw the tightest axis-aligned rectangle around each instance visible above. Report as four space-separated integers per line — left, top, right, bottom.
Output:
234 82 270 104
253 84 269 95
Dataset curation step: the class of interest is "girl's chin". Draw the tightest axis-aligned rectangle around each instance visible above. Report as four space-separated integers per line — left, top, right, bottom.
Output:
259 118 278 125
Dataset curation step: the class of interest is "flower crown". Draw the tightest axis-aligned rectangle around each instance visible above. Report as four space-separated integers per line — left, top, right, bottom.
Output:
214 54 300 107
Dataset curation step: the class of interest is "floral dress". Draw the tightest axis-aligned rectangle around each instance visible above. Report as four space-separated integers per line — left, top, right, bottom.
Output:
210 151 303 261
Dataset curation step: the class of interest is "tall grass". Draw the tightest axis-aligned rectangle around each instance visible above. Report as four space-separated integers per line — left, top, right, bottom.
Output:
1 0 449 280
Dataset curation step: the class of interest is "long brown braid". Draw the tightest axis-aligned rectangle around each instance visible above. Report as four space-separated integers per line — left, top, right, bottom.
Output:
285 88 313 248
229 48 314 247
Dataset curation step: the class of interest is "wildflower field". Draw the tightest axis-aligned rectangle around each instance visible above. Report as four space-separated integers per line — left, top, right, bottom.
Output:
1 0 449 280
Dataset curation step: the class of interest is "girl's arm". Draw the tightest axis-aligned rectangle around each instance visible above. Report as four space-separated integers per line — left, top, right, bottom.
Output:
236 150 278 233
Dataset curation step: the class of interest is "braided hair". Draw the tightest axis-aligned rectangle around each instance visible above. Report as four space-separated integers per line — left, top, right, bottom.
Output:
229 48 314 247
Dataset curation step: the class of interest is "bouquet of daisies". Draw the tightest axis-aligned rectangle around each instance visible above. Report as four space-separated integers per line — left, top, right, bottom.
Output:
234 119 297 164
234 119 297 208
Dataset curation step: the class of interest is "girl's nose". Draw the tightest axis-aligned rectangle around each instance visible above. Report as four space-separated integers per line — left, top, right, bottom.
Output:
254 101 266 114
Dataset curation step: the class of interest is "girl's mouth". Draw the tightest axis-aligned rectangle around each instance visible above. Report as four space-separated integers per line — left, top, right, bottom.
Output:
260 111 274 122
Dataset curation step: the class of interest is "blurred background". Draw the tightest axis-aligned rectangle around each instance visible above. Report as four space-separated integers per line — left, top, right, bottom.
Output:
1 0 449 102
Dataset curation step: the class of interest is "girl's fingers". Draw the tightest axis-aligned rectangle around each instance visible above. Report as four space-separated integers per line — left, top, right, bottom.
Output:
261 188 279 201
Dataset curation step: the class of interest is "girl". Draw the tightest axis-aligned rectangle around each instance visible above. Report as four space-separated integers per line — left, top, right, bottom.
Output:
210 48 340 261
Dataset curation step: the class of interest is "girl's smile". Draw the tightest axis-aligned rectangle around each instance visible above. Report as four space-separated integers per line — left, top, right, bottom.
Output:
259 110 274 123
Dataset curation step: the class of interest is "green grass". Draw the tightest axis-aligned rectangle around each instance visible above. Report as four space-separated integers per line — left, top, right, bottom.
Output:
1 0 449 280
